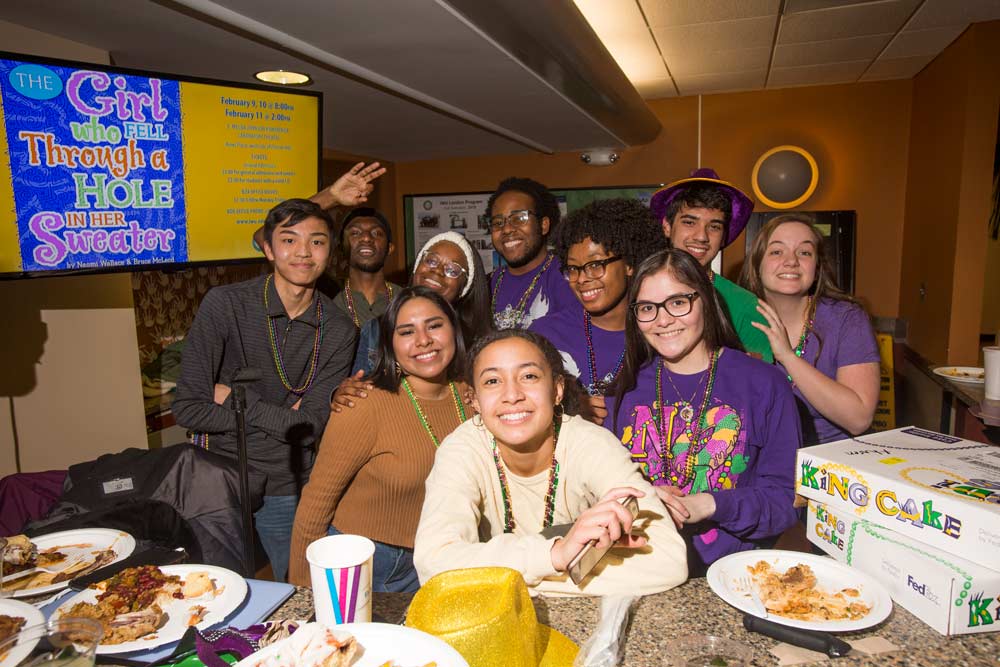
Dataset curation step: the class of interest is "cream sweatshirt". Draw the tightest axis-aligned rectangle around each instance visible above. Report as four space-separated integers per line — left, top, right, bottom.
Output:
414 414 688 596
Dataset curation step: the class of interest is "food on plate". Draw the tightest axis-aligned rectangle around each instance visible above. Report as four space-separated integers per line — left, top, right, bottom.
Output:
187 605 208 627
747 561 870 621
378 662 438 667
1 547 116 592
1 534 68 578
61 565 218 645
941 368 984 379
0 614 27 649
243 624 359 667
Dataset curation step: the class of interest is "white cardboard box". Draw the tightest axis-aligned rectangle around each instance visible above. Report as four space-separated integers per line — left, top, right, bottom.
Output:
795 426 1000 570
807 499 1000 635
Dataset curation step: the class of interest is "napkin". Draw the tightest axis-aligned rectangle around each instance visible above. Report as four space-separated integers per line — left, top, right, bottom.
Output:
770 636 899 665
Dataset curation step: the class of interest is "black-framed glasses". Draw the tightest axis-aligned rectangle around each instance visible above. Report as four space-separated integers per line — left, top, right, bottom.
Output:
561 256 623 281
488 209 535 231
631 292 700 322
420 252 468 280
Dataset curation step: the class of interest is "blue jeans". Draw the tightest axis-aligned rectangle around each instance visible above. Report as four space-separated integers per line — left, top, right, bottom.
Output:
255 495 298 582
327 525 419 593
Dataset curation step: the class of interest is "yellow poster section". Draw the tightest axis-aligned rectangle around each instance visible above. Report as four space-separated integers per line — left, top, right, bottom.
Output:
0 93 22 273
179 82 318 262
873 333 896 431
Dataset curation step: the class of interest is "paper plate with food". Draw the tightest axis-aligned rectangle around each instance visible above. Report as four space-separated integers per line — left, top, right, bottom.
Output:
236 622 469 667
0 529 136 598
0 599 46 667
52 564 247 654
932 366 985 384
706 549 892 632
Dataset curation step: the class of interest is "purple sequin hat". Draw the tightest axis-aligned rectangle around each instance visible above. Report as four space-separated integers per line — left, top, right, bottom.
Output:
649 168 754 248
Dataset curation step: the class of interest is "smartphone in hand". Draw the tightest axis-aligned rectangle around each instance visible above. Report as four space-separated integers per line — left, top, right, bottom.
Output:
566 495 639 585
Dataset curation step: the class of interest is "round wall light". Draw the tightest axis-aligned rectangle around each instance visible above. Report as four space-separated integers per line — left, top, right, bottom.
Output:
254 70 311 86
751 145 819 209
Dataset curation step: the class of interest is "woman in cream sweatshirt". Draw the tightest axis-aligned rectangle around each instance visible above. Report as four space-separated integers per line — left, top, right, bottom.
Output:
414 329 687 596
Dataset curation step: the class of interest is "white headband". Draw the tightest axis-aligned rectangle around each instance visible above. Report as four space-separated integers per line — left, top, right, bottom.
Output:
412 231 477 299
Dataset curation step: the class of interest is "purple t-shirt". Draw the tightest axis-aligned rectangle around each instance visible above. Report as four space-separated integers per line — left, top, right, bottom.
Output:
605 348 800 570
490 253 581 329
790 298 880 445
530 309 625 395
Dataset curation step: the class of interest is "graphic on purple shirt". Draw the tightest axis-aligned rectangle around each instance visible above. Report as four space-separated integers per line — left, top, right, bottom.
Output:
530 308 624 395
606 348 801 568
790 298 880 445
490 253 581 329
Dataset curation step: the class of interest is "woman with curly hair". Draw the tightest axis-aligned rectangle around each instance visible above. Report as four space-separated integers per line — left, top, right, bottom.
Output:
740 214 879 444
530 198 668 423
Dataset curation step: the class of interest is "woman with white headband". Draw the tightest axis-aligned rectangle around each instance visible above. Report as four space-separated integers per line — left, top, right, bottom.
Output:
332 231 491 411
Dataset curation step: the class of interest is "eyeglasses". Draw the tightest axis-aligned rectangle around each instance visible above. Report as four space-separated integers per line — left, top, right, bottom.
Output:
631 292 700 322
420 252 468 280
488 209 535 231
561 256 623 281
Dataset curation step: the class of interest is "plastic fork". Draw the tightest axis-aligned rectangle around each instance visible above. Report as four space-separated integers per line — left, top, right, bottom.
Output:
0 556 88 584
737 575 768 618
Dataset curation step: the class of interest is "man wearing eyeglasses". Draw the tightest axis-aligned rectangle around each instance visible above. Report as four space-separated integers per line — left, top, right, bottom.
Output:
530 198 667 423
650 169 773 362
486 177 580 329
332 208 401 329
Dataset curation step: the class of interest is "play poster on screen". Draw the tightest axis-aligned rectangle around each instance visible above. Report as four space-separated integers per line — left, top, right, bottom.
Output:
0 55 319 274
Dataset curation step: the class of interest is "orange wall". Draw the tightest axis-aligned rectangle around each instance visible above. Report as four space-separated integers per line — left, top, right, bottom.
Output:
900 22 1000 364
393 82 913 318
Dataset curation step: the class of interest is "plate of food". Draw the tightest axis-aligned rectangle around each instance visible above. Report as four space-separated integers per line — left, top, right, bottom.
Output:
706 550 892 632
52 564 247 654
932 366 985 384
1 529 136 598
236 622 469 667
0 599 45 667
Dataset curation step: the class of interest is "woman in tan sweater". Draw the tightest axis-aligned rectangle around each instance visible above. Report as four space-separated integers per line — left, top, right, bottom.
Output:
289 286 469 591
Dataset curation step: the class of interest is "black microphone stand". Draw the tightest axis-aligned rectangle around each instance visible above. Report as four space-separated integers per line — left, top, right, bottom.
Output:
230 367 261 578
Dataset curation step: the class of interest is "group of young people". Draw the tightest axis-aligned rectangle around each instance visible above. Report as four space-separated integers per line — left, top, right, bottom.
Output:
173 163 881 594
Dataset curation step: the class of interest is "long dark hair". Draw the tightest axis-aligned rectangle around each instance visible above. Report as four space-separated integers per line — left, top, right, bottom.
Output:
453 246 492 344
610 248 741 433
370 286 466 392
466 329 586 417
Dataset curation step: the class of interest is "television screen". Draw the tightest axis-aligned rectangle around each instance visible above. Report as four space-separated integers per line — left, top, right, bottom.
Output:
0 52 320 277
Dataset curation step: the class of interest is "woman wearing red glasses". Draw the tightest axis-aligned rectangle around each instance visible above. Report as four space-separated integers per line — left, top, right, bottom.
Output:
607 248 800 575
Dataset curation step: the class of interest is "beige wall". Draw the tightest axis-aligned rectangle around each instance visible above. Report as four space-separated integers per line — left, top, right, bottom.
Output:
0 23 147 477
899 21 1000 365
393 83 913 318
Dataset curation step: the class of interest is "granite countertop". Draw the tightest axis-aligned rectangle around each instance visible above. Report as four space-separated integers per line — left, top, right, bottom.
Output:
269 579 1000 667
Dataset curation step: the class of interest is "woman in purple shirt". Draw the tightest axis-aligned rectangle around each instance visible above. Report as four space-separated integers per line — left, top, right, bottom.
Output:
607 248 800 574
740 214 880 445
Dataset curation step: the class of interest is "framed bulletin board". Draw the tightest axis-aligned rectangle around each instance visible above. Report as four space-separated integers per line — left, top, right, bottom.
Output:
403 185 661 273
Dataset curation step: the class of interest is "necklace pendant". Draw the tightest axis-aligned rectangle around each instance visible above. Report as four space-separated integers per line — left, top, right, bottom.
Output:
680 404 694 422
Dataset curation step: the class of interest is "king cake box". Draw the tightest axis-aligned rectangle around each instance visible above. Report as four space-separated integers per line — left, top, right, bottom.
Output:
795 426 1000 570
807 499 1000 635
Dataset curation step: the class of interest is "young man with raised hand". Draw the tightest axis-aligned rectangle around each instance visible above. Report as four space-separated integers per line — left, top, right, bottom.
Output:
332 207 401 329
174 198 356 582
487 177 579 330
650 168 773 362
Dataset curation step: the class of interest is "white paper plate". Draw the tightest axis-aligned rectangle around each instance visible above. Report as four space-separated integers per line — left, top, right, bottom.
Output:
706 549 892 632
53 564 247 655
2 528 136 599
0 598 46 667
933 366 985 384
236 622 469 667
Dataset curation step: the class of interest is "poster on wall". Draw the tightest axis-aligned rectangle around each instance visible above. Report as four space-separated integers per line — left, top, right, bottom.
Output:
403 186 659 273
0 52 319 276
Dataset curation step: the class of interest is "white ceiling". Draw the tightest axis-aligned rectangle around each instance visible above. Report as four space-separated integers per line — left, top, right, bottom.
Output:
574 0 1000 97
1 0 998 162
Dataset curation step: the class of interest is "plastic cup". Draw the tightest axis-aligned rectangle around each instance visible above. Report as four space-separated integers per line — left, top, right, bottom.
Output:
306 534 375 625
984 346 1000 400
0 618 103 667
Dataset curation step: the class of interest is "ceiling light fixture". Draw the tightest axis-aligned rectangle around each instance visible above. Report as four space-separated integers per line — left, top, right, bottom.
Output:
254 70 311 85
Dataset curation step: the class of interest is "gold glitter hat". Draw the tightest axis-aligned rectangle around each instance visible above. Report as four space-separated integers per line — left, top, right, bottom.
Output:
405 567 579 667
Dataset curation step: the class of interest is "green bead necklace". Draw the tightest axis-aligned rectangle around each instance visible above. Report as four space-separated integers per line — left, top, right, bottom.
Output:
401 377 467 447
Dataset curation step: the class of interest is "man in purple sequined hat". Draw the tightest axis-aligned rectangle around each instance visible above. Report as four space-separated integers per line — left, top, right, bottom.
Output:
649 168 772 362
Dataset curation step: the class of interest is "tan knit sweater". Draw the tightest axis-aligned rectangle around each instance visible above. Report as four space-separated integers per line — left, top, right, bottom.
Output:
288 381 469 586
